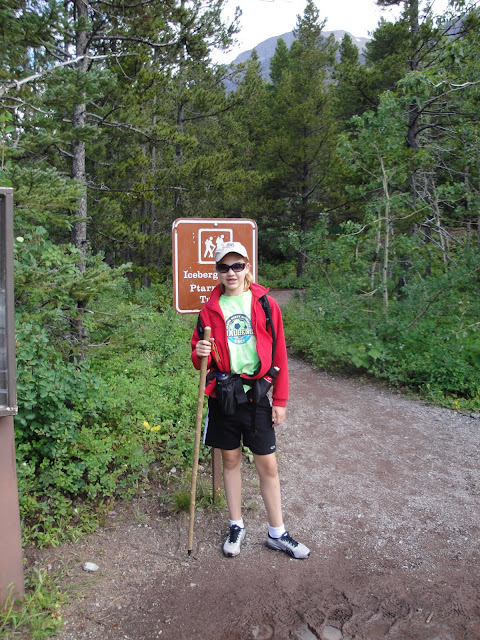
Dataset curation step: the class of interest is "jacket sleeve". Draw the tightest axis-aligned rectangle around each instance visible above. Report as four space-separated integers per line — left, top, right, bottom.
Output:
191 314 212 371
269 297 289 407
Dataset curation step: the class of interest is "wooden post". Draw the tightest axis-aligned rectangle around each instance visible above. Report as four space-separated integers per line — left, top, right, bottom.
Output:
188 327 211 555
212 448 222 502
0 188 24 606
0 416 24 605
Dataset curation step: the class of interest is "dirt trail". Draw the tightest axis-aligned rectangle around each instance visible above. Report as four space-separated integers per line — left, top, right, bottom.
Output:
32 291 479 640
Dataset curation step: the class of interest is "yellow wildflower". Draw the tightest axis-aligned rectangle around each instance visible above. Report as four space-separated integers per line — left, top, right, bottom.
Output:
151 425 161 432
143 421 151 430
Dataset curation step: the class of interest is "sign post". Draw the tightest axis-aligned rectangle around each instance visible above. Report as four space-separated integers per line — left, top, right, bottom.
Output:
172 218 258 507
0 188 24 606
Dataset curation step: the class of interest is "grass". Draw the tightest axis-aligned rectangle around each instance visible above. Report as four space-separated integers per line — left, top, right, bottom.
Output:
0 568 64 640
171 477 226 513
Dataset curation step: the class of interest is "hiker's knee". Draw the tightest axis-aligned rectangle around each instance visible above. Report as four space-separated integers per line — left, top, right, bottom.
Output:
254 452 278 480
222 448 242 471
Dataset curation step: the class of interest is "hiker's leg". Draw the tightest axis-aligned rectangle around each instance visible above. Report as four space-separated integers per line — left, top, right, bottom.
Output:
222 447 242 521
253 452 283 527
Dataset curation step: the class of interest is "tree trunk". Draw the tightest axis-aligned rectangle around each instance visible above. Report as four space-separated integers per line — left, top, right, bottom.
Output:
465 167 471 245
408 0 419 39
70 0 89 360
406 0 420 151
296 181 309 278
370 213 382 295
174 101 184 215
71 0 88 271
428 174 448 271
141 74 158 288
174 0 186 216
380 157 391 321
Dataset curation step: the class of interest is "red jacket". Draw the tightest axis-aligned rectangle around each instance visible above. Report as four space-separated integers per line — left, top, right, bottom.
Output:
191 282 289 407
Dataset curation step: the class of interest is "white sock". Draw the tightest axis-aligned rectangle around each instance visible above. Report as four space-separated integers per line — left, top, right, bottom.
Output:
268 524 286 539
230 518 244 529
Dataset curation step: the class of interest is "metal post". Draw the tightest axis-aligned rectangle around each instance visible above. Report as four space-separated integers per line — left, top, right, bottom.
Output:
0 188 24 605
0 416 24 604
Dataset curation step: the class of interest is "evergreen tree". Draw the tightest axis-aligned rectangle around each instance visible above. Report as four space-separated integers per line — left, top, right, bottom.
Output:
269 38 290 87
214 50 270 220
86 0 240 282
333 33 364 124
264 1 338 276
332 17 412 130
1 0 239 347
337 1 480 307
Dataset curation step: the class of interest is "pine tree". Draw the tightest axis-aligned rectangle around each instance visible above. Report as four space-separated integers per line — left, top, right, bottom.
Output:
264 1 338 276
269 38 290 87
338 1 480 308
69 1 240 285
333 33 363 125
213 50 270 220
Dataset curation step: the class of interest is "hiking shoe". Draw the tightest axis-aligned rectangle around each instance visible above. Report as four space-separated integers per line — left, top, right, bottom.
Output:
266 531 310 559
223 525 246 557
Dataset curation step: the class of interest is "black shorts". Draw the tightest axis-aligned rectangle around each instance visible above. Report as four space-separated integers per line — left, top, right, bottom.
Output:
205 395 276 456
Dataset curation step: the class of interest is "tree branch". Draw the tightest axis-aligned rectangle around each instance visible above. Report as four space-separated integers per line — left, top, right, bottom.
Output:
405 289 443 331
85 111 172 142
0 53 134 97
90 34 177 49
417 79 480 118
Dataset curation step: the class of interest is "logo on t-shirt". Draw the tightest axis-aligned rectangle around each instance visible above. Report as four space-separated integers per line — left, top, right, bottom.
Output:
226 313 253 345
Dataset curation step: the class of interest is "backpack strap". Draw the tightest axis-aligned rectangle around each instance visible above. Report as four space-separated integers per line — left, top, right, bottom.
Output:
259 294 276 367
196 314 204 340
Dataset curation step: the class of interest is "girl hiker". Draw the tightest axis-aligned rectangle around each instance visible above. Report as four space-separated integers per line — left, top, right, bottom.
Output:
191 241 310 559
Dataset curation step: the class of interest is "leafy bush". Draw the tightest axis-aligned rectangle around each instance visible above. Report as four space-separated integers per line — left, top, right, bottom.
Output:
258 259 305 289
15 320 145 545
283 260 480 410
15 283 207 545
88 286 202 469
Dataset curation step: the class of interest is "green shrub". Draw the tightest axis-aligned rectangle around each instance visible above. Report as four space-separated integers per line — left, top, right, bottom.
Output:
15 283 209 544
0 567 64 639
283 265 480 410
15 320 147 545
258 259 304 289
88 285 203 468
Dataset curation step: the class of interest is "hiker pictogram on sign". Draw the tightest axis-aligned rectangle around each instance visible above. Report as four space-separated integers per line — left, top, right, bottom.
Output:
199 229 232 263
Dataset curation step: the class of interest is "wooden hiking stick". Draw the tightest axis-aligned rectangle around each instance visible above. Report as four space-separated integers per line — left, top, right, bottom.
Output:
188 326 211 556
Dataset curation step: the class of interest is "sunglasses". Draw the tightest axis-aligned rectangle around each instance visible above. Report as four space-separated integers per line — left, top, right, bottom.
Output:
216 262 246 273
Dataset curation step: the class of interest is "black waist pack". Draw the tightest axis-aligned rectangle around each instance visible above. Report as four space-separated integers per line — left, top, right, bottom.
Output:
215 373 249 416
253 366 279 404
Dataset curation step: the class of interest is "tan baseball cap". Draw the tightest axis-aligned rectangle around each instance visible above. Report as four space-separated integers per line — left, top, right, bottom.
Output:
214 241 249 263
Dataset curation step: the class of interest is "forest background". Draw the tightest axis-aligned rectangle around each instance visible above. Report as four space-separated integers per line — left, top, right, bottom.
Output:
1 0 479 585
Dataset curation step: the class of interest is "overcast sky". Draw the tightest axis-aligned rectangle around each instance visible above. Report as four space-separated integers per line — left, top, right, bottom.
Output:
213 0 452 62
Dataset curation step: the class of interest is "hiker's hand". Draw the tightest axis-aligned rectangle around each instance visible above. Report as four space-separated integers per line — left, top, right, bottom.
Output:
272 406 286 427
196 338 213 358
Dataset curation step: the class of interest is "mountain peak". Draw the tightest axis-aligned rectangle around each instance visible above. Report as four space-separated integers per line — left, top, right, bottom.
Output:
230 30 370 80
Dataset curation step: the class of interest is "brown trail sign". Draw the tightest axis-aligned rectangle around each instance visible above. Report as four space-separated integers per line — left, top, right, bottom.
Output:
172 218 257 314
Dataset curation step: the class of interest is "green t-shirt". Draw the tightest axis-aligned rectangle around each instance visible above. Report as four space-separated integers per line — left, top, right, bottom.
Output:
219 290 260 376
